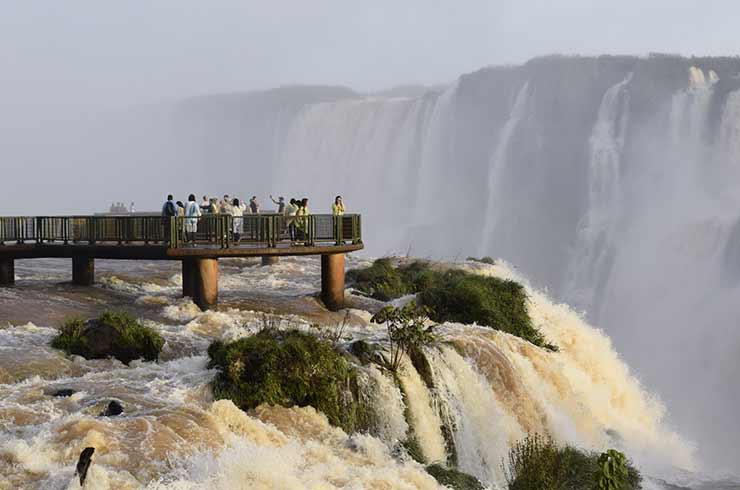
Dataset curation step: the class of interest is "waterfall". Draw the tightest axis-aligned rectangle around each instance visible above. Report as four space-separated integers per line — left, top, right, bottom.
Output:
564 74 632 313
396 356 448 464
176 56 740 472
480 82 531 255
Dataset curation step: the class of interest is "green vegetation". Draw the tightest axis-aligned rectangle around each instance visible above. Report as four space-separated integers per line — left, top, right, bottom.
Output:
208 329 370 433
503 434 642 490
370 303 437 373
346 258 411 301
51 311 164 364
349 259 556 351
426 464 485 490
596 450 631 490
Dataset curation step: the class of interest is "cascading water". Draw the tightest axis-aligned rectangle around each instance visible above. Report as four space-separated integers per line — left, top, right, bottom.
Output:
564 73 632 314
480 81 531 255
0 257 702 488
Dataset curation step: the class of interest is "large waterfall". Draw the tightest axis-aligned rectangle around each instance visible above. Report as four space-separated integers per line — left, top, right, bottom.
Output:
0 258 697 488
171 55 740 474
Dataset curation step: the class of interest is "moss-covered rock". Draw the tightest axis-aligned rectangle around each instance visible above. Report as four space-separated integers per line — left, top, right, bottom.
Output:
346 258 410 301
208 329 370 433
426 464 485 490
51 311 164 364
348 259 557 351
349 339 378 364
419 271 557 351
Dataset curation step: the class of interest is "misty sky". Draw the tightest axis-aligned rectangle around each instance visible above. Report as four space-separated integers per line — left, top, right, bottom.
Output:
1 0 738 110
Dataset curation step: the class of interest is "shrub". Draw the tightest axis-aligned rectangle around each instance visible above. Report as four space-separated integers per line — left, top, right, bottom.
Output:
349 259 557 351
426 464 484 490
370 303 436 373
346 258 410 301
503 434 642 490
51 311 164 364
208 329 369 433
419 271 558 351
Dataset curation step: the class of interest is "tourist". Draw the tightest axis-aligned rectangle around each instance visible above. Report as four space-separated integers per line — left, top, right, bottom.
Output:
332 196 345 216
249 196 260 214
161 196 177 241
129 202 135 214
231 198 243 242
161 195 177 220
200 195 210 211
270 195 286 214
185 194 201 243
220 194 232 214
296 198 310 244
285 198 298 241
209 198 220 215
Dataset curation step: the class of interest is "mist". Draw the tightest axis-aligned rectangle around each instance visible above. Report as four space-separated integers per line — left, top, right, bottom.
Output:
3 0 740 479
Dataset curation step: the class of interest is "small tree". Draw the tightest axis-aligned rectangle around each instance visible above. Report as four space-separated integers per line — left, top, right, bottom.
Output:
371 302 436 373
595 449 629 490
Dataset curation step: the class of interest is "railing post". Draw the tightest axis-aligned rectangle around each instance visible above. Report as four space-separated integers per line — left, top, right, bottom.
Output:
35 217 42 244
89 217 95 245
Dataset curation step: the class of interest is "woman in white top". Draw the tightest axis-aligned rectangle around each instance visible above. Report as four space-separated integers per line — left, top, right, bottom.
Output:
231 198 244 242
185 194 201 243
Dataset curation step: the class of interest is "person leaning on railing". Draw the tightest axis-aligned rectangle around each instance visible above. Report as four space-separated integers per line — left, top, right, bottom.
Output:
185 194 201 244
332 196 345 216
285 198 299 241
231 198 244 242
295 198 310 244
161 195 178 242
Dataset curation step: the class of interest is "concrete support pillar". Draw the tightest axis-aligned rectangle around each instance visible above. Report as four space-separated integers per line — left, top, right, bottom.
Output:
72 256 94 286
261 256 279 266
182 260 195 298
321 253 345 311
182 258 218 310
0 258 14 286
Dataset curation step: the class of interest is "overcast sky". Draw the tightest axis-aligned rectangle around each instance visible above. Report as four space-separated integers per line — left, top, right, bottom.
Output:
1 0 738 109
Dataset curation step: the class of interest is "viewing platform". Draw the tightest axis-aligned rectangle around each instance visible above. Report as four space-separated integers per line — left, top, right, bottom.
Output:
0 214 363 311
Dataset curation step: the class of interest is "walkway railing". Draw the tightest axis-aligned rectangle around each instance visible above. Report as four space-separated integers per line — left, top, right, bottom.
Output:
0 214 362 249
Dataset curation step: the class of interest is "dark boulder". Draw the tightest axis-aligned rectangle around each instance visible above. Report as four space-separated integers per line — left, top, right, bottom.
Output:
51 388 76 397
100 400 123 417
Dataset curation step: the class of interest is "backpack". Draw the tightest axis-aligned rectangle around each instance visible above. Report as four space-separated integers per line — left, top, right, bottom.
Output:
165 201 176 217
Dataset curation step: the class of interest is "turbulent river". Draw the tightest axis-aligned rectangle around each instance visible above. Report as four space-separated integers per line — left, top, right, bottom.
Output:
1 256 735 489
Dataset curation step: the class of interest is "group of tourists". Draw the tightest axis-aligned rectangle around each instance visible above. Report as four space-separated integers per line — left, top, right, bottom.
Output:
161 193 346 245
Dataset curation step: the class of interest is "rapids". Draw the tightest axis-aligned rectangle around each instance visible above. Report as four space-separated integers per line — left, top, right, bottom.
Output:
0 256 712 489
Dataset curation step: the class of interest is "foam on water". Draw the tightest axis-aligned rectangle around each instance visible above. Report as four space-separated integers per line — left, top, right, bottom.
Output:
0 255 719 488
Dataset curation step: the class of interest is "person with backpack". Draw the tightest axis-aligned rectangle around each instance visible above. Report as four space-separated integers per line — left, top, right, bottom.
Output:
161 195 177 242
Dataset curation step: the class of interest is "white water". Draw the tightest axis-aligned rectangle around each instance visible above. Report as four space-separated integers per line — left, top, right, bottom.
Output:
0 256 702 488
480 82 531 254
565 73 632 315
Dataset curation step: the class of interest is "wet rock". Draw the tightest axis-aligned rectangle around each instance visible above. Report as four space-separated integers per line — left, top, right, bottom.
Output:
349 339 378 364
51 388 76 397
100 400 123 417
75 447 95 486
51 311 164 365
426 464 484 490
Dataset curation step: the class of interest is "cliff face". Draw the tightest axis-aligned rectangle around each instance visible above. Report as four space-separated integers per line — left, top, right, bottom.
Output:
175 55 740 470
